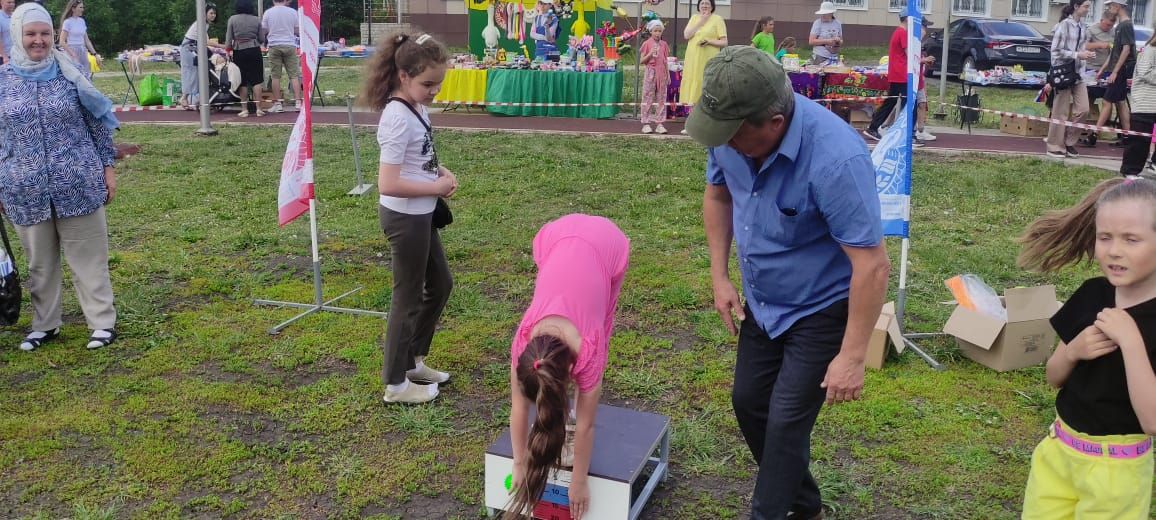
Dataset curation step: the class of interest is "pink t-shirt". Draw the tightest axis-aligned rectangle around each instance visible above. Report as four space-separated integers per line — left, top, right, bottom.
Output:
640 38 669 73
511 214 630 393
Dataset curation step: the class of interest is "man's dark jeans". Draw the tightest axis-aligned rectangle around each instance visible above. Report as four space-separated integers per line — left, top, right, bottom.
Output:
732 299 848 520
868 82 908 133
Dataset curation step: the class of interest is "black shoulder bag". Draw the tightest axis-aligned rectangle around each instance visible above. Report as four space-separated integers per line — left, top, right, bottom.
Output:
388 97 453 229
0 219 22 326
1047 24 1081 90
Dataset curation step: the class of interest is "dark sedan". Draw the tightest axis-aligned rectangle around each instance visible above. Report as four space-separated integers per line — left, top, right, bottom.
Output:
923 18 1053 75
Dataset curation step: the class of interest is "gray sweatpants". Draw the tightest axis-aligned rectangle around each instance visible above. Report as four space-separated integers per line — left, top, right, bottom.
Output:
379 206 453 386
14 207 116 332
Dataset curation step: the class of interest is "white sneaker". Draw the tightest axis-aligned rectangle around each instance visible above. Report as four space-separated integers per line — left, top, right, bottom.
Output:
407 362 450 384
294 99 303 111
269 101 285 113
641 124 653 134
680 128 688 135
916 130 937 141
655 124 668 134
383 380 439 404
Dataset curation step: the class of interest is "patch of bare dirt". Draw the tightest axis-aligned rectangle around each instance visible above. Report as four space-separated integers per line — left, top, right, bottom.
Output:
371 491 476 518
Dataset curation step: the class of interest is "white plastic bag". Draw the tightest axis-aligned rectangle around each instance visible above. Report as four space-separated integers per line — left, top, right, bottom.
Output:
945 274 1007 321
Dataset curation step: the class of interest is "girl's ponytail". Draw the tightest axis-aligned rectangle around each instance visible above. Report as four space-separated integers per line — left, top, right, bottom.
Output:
505 335 575 519
361 31 449 111
1060 0 1079 19
777 36 797 54
1018 177 1127 272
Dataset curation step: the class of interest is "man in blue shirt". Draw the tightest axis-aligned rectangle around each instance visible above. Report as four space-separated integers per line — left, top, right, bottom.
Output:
687 46 890 519
0 0 15 64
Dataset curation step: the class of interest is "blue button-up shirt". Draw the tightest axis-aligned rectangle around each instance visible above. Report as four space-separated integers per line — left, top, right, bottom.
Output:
707 93 882 339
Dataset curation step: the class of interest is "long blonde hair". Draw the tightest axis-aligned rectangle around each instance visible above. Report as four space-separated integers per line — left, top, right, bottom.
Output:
1018 178 1156 272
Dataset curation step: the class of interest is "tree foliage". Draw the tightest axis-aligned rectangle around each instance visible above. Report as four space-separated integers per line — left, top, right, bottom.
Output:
35 0 364 54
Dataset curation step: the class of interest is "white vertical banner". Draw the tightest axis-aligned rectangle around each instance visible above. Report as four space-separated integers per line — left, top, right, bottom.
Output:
277 0 321 226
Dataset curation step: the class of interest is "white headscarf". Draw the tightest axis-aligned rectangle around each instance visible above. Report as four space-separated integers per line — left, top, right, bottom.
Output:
646 20 665 32
8 3 118 129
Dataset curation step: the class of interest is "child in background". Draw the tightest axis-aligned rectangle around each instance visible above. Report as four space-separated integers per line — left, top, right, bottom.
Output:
506 214 630 520
775 36 797 62
915 18 936 142
750 16 775 56
639 20 670 135
362 32 460 404
1018 177 1156 519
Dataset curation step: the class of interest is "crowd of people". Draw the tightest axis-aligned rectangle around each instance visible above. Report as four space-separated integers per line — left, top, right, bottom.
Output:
0 1 1153 518
178 0 304 115
356 26 1156 519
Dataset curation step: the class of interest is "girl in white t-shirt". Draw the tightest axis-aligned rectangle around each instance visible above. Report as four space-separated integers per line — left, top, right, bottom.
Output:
362 32 457 404
59 0 96 78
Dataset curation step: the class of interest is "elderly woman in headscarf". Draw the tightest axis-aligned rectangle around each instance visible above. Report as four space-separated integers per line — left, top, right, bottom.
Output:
0 2 119 352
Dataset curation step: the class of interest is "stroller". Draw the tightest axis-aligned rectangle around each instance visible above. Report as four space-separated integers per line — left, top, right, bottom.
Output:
206 54 242 111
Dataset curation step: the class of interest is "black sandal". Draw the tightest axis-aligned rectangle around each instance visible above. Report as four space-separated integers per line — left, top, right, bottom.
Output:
19 328 61 352
86 329 117 350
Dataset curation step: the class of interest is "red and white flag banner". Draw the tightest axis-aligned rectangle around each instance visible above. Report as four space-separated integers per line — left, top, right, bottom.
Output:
277 0 320 226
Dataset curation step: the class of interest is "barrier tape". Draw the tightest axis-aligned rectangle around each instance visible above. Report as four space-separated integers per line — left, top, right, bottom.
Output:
932 100 1153 138
430 95 901 109
113 94 1152 140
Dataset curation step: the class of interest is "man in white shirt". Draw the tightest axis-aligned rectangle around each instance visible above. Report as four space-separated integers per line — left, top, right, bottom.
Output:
261 0 301 112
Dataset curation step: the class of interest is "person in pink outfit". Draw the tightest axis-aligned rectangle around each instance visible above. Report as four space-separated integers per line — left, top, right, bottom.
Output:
639 20 670 135
504 214 630 520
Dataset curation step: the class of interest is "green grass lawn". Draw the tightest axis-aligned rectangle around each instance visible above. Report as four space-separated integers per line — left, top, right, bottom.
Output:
1 123 1150 519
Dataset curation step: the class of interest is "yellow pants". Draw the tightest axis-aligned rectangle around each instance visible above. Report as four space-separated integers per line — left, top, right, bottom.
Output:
1022 421 1153 519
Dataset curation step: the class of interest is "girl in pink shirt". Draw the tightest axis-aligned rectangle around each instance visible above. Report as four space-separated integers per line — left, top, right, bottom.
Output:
505 214 630 520
639 20 670 134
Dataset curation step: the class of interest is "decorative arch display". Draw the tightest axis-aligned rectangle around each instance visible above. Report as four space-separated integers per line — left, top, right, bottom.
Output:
466 0 615 59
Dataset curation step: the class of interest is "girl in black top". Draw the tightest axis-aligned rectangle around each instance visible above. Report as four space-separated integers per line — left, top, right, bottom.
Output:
1017 177 1156 519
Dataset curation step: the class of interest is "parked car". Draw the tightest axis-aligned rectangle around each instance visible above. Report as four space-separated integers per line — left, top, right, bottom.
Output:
923 18 1052 75
1136 25 1152 48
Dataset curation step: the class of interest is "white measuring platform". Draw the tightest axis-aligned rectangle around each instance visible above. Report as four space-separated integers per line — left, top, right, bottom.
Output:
485 404 671 520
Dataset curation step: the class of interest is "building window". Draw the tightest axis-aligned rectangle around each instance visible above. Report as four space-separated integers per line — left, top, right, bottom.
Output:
1134 0 1150 26
831 0 867 10
889 0 930 12
952 0 987 16
1010 0 1044 19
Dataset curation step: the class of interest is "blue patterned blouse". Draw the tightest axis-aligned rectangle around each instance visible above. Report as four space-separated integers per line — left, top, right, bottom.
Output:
0 65 116 227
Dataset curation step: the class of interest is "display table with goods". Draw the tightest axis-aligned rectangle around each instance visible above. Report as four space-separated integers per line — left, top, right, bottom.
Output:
486 68 623 119
437 47 623 119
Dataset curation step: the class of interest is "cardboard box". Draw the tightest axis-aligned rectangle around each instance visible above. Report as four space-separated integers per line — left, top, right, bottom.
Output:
867 302 906 370
999 115 1049 137
849 109 871 129
942 285 1058 372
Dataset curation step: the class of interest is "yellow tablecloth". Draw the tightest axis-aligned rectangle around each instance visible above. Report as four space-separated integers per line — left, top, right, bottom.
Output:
435 69 488 104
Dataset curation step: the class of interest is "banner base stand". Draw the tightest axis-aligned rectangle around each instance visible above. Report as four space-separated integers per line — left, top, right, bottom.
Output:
896 281 946 371
255 286 387 335
347 184 374 196
261 200 387 335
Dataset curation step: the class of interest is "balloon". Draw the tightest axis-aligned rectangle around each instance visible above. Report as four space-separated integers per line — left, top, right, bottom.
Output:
614 6 627 17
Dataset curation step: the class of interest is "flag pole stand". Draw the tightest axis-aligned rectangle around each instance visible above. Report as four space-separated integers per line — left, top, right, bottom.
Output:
254 199 387 334
345 94 374 196
894 238 945 370
890 7 945 370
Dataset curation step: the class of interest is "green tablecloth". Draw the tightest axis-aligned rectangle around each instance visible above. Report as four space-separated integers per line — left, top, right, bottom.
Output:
485 69 623 119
